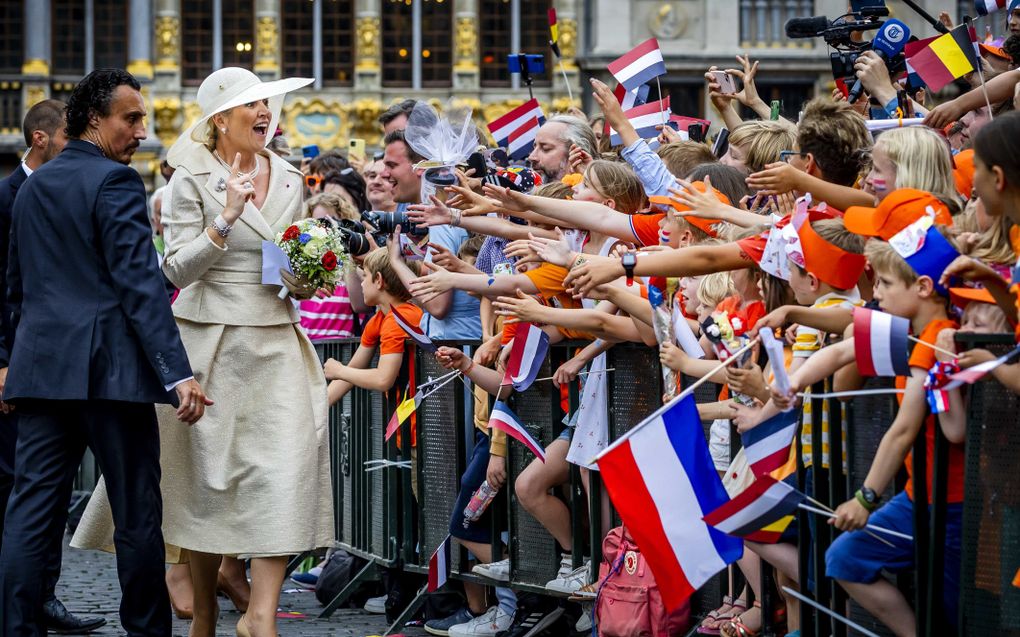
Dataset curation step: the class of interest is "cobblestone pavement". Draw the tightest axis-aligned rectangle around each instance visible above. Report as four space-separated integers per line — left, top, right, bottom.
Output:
56 535 421 637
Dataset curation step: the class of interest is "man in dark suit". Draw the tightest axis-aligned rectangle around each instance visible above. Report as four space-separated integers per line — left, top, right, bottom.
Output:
0 99 108 634
0 69 211 637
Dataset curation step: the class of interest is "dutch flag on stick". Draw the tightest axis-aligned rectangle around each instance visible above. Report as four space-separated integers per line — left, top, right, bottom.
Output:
941 344 1020 390
607 38 667 91
702 476 804 544
740 408 800 478
853 307 911 377
974 0 1007 15
608 97 672 146
487 98 546 149
428 535 451 592
488 401 546 462
501 323 550 392
506 116 541 161
390 307 438 353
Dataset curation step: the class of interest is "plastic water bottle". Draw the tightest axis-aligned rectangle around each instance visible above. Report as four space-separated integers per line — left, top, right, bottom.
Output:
463 480 498 524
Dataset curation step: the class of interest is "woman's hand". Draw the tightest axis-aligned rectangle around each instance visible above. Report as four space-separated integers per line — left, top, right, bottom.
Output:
746 162 804 196
455 167 483 194
659 341 688 372
492 290 545 324
407 195 453 227
436 345 468 371
407 261 454 303
223 153 256 224
446 185 500 217
280 269 317 300
323 358 345 380
481 184 531 214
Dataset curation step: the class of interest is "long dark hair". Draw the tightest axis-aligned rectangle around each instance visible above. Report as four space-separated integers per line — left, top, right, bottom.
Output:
973 111 1020 190
65 69 140 138
322 168 369 213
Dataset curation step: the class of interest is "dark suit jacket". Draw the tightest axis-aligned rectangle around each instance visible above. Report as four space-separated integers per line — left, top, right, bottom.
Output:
0 165 27 367
5 139 192 404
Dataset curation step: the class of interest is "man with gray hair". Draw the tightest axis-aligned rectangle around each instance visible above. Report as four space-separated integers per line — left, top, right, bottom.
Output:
526 115 598 182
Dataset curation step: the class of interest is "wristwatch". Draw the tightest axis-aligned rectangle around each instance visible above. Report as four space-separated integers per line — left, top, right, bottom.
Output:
855 487 879 512
211 214 233 238
621 252 637 286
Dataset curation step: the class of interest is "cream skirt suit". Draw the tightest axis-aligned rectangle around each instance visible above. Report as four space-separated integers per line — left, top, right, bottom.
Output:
73 144 333 558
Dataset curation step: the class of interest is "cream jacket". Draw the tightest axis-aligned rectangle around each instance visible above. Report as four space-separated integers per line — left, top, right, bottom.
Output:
161 144 306 326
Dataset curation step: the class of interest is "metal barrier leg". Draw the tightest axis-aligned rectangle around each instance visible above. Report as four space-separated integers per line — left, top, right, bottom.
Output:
285 551 312 579
384 585 428 636
318 560 378 618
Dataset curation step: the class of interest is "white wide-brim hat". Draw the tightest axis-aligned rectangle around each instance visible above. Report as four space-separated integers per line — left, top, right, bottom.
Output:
167 67 312 165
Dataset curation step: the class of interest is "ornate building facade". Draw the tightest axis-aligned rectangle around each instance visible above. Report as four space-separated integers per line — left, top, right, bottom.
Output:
0 0 1010 179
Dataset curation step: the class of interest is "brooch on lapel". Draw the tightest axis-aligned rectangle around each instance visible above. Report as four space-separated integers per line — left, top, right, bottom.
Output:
215 177 227 192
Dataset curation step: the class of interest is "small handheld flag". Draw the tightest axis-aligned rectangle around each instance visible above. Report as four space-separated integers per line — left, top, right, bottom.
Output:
385 387 421 442
428 535 452 592
487 99 546 160
501 323 550 392
488 401 546 462
390 307 437 353
853 307 911 377
904 24 979 93
702 476 803 543
940 344 1020 390
740 408 800 477
608 97 672 146
607 38 667 91
924 361 957 414
547 8 574 103
974 0 1007 16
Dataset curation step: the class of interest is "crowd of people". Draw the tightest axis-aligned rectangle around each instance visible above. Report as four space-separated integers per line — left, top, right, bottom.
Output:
0 5 1019 637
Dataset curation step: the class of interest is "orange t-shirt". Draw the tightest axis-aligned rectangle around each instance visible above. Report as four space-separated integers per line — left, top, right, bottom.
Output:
522 263 593 341
361 302 424 355
630 212 665 247
895 318 965 504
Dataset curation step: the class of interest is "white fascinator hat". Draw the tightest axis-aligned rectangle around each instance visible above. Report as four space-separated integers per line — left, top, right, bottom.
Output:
167 67 312 166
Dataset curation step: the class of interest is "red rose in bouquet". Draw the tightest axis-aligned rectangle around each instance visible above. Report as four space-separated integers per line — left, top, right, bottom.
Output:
321 251 337 271
282 225 300 241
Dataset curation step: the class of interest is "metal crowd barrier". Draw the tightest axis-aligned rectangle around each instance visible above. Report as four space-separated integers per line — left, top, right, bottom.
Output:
312 333 1016 637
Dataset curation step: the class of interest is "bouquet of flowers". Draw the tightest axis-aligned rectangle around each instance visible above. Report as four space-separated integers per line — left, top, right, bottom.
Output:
275 218 349 298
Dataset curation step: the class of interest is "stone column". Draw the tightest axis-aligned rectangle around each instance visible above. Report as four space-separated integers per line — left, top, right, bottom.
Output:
552 0 581 110
153 0 183 148
127 0 154 80
254 0 280 80
22 0 51 117
354 0 382 92
452 0 479 93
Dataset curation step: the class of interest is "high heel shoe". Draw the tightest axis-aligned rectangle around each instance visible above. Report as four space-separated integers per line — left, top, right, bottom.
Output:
236 615 251 637
218 571 250 614
166 571 194 620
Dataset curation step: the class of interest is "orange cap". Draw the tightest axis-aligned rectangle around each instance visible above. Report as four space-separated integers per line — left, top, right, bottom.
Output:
949 286 996 308
797 217 867 290
980 43 1010 61
843 188 953 240
953 149 975 200
649 181 731 238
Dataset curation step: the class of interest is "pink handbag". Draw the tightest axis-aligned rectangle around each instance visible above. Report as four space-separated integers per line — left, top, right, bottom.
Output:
594 526 690 636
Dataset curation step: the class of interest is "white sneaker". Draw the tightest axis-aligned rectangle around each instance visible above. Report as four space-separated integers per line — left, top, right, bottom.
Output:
471 558 510 582
546 562 590 594
449 606 514 637
554 553 572 579
363 593 387 614
575 602 594 632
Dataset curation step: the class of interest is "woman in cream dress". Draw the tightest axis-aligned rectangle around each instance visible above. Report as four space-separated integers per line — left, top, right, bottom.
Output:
73 67 333 637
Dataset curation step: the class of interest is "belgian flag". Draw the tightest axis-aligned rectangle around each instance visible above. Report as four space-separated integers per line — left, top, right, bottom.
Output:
904 24 980 93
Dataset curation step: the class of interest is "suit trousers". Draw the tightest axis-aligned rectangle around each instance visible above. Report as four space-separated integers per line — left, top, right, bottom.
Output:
0 399 171 637
0 411 61 604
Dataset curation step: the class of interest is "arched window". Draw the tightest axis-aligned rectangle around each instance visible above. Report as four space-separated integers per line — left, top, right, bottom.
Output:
182 0 213 85
382 0 453 89
0 0 23 74
479 0 550 88
281 0 355 86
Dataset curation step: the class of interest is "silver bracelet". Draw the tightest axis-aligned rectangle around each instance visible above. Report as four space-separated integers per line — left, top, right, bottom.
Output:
211 214 233 238
450 209 462 227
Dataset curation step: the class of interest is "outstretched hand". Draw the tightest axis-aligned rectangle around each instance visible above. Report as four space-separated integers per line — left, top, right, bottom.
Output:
446 185 500 217
407 260 453 304
564 254 625 298
407 195 453 227
481 184 531 214
492 289 545 324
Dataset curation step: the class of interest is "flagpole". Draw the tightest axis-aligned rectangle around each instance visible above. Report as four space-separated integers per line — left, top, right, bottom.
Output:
797 503 914 542
593 337 761 464
558 59 574 103
800 490 896 548
531 368 615 383
781 587 883 637
965 16 996 120
655 76 667 127
907 335 958 359
796 388 906 400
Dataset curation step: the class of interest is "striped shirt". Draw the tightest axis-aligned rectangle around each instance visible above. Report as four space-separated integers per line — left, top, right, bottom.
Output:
299 284 356 341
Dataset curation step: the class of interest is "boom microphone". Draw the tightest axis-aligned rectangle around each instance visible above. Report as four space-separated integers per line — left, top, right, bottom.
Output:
785 16 830 39
847 18 910 104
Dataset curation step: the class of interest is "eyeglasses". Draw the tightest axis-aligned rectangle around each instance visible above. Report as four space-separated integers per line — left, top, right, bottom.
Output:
779 150 806 164
305 175 322 188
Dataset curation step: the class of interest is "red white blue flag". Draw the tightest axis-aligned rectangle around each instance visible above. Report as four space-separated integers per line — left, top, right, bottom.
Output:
596 394 743 611
975 0 1007 15
488 400 546 462
703 476 803 544
428 534 451 592
607 38 667 91
502 323 549 392
506 116 541 160
390 307 437 353
740 408 800 477
614 82 650 111
483 98 542 149
853 307 911 377
941 344 1020 390
608 97 672 146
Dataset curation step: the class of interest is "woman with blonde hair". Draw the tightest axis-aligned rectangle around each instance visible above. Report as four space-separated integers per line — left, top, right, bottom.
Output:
862 126 962 213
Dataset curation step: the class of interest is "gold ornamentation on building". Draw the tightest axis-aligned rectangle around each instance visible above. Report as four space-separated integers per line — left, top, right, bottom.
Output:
356 16 381 71
346 99 385 147
22 59 49 77
551 97 582 114
26 85 46 108
649 3 687 40
558 18 578 69
454 17 479 72
255 16 280 73
153 97 182 147
127 59 154 80
183 102 204 133
283 97 351 151
155 15 180 71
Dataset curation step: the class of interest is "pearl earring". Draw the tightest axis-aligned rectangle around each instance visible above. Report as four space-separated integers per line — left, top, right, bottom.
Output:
221 128 227 134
